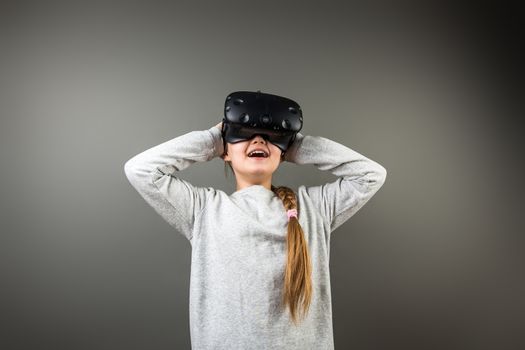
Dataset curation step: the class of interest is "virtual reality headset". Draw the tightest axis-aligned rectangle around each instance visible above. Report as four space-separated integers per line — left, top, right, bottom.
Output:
221 90 303 153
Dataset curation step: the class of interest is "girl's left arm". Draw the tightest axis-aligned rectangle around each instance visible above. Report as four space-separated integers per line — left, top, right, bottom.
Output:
284 132 387 233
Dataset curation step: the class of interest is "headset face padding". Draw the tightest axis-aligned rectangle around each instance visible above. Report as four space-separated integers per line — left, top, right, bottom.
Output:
221 90 303 152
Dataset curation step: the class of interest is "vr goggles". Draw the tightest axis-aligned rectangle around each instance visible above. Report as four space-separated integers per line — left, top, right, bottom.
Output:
221 90 303 153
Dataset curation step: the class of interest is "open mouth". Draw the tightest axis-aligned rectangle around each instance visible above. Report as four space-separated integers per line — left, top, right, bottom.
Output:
247 150 269 159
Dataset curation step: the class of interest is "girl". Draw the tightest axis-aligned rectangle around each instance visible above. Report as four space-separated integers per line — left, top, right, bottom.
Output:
124 120 387 349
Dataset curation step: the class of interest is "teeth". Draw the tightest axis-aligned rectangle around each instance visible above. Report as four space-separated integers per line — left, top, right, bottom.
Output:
248 150 267 157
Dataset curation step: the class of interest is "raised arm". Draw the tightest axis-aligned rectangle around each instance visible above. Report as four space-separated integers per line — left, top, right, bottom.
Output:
124 126 224 241
284 132 387 233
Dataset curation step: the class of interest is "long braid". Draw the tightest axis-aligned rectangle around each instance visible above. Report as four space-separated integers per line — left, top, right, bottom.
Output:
272 185 313 326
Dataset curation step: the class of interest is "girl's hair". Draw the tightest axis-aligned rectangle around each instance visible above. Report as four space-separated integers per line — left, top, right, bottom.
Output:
223 147 313 326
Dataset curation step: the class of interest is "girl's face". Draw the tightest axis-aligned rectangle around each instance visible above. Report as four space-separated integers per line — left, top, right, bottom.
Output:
221 134 284 180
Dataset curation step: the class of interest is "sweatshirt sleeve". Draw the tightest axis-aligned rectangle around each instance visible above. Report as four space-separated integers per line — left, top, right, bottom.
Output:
284 132 387 233
124 126 224 241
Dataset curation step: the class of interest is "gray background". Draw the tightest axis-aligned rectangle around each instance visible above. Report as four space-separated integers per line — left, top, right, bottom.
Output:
1 1 523 349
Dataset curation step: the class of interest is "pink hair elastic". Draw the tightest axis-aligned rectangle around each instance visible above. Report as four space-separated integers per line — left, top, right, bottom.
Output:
287 209 298 221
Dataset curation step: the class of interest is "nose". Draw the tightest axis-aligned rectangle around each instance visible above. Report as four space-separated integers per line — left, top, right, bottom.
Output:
251 134 267 144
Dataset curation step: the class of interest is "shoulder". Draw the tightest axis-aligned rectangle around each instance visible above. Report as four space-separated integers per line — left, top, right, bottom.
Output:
295 184 330 226
295 185 319 211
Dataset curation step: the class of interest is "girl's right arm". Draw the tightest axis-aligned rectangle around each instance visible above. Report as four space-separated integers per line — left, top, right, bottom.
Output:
124 126 224 241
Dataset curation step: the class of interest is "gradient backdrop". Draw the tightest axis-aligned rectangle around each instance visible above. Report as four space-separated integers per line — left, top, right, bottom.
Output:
1 1 523 349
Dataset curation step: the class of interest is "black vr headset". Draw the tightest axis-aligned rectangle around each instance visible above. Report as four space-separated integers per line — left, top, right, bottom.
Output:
221 90 303 154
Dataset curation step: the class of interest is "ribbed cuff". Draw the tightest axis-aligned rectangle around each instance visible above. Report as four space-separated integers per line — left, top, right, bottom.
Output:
208 126 225 159
283 132 305 163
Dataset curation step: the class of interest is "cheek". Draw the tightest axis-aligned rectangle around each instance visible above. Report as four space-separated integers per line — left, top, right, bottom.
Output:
236 151 249 163
227 146 242 157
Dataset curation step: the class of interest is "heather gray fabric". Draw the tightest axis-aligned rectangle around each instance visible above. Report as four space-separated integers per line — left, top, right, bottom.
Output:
124 126 387 349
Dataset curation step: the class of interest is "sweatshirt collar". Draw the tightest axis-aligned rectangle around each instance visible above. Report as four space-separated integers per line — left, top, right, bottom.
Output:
231 184 276 197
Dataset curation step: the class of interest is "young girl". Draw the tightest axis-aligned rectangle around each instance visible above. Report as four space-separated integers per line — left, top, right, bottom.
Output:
124 120 387 349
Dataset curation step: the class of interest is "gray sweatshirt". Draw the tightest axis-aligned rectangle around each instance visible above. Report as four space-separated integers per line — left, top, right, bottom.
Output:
124 126 387 349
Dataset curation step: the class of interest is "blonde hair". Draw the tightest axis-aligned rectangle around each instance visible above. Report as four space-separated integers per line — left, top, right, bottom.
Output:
223 147 313 325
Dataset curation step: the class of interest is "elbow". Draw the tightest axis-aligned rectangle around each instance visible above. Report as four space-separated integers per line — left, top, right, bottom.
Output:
366 163 387 188
124 159 134 181
375 164 387 187
124 158 141 186
124 157 161 189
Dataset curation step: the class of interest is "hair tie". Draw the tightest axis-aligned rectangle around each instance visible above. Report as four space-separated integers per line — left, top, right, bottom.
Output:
286 208 298 221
